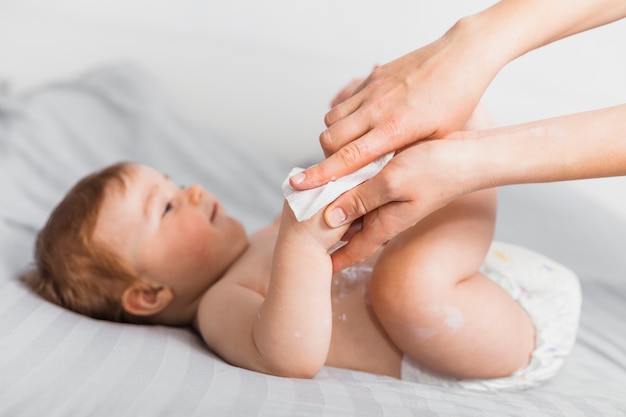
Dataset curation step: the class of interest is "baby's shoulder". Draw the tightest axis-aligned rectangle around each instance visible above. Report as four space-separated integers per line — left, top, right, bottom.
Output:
196 272 265 326
205 245 272 302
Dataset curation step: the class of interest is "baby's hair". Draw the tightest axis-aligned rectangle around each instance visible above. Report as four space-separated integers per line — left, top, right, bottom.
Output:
22 162 143 323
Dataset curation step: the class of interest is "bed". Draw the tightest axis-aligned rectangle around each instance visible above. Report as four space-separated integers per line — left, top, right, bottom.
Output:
1 1 625 416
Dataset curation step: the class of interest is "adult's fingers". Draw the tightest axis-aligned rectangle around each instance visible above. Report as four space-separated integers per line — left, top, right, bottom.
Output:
319 111 371 158
324 89 364 128
330 201 415 272
322 166 397 228
330 220 388 273
340 217 363 242
289 127 393 189
330 78 367 108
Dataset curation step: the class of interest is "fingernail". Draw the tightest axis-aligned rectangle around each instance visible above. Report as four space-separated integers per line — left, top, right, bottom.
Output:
327 207 347 227
291 172 306 185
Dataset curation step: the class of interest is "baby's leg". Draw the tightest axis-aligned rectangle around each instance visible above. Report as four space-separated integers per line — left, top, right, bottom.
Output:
369 188 535 379
370 105 534 379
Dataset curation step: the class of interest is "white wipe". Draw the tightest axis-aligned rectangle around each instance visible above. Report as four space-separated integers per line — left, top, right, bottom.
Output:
282 153 393 222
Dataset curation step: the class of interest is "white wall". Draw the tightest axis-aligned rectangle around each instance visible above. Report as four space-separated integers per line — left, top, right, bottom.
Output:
1 0 626 217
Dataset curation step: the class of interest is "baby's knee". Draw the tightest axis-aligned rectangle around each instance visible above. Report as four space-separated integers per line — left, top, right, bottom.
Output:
369 265 451 333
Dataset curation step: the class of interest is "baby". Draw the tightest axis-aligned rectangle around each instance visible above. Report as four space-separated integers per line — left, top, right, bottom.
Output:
22 104 581 391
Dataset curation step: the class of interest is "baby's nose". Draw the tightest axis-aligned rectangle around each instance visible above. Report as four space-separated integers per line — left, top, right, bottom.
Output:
186 185 204 206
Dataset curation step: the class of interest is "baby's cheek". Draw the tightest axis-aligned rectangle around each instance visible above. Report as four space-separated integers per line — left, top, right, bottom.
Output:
190 239 212 263
179 228 211 260
167 221 208 262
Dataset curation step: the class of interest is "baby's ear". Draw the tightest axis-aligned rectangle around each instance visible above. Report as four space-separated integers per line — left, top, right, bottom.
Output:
121 281 173 317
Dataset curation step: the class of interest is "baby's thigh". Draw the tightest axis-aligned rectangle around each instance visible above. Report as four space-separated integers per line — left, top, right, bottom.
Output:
366 189 509 373
371 188 497 294
368 198 476 341
367 194 542 379
367 226 457 339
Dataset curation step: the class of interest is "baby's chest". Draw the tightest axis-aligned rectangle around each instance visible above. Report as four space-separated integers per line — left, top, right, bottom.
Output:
330 264 373 316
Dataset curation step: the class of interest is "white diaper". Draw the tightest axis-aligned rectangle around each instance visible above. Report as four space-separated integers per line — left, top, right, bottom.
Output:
400 241 582 390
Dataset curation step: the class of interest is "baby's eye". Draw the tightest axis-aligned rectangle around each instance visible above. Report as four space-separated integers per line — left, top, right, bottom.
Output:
163 202 173 216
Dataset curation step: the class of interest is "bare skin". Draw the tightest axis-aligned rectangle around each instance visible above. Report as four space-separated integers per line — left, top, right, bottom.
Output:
197 220 404 377
288 0 626 271
95 106 533 381
96 149 533 382
194 187 533 379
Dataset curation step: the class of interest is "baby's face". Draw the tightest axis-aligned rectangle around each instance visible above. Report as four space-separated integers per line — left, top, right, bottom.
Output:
93 164 248 300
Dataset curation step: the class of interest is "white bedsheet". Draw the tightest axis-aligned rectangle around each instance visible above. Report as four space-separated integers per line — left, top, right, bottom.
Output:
1 65 624 417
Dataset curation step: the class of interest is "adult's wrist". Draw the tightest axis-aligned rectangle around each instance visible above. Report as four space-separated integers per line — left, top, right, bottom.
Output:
445 14 511 78
441 133 502 196
444 126 542 194
456 104 626 191
460 0 626 67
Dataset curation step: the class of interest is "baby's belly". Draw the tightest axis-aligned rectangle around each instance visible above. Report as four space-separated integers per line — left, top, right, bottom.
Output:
325 265 402 377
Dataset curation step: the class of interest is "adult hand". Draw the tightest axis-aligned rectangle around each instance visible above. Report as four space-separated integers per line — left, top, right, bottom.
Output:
289 22 499 191
329 76 367 109
292 0 626 271
328 137 474 272
289 0 626 193
329 101 626 271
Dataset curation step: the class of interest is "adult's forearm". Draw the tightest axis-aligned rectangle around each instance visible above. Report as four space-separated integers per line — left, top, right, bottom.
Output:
453 0 626 72
461 104 626 189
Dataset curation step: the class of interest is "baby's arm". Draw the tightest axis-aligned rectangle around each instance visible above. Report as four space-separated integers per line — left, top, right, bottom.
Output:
254 202 349 377
196 202 348 378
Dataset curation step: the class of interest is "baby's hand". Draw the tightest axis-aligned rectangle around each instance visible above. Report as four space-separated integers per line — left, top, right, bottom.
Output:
280 201 350 252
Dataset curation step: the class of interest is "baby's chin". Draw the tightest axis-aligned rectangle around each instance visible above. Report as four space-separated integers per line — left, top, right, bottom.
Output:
231 218 249 245
233 233 251 260
222 226 250 266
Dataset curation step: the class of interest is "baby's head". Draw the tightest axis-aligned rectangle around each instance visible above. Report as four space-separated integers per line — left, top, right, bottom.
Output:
23 162 248 326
